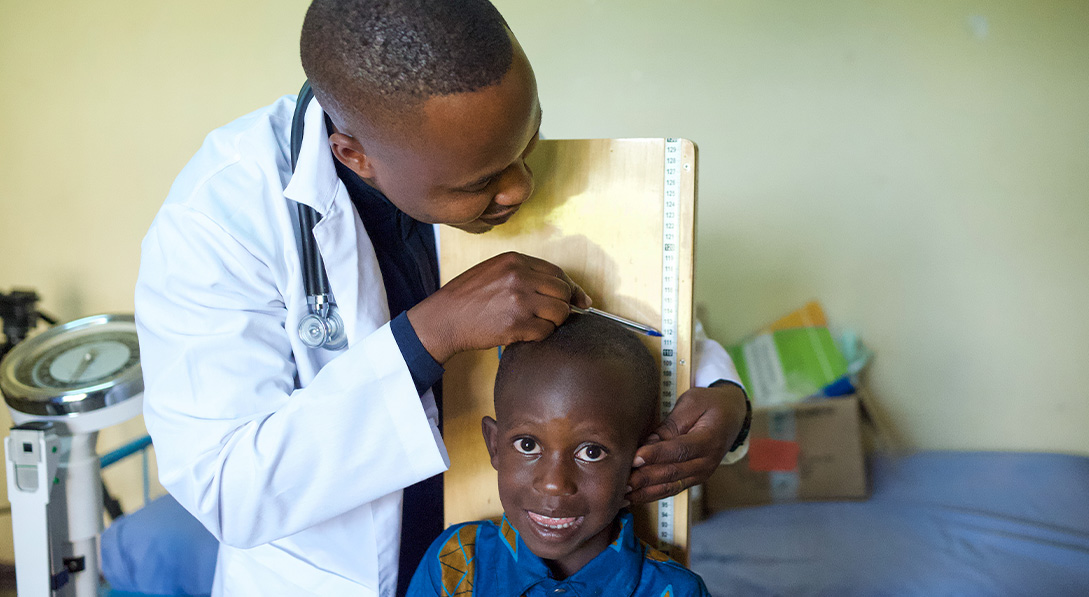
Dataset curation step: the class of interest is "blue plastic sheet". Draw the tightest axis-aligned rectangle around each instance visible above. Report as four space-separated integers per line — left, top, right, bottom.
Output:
691 452 1089 596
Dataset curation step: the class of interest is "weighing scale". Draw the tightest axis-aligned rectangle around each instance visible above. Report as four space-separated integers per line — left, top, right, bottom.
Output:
3 313 144 596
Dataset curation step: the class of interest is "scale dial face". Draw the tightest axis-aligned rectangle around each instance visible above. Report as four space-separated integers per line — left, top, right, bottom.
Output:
31 332 140 390
1 314 143 416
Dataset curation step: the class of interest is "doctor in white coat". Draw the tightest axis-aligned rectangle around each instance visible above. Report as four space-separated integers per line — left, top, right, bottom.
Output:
135 1 749 596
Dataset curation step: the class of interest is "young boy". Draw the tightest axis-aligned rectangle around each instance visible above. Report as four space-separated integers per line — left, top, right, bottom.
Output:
407 314 711 596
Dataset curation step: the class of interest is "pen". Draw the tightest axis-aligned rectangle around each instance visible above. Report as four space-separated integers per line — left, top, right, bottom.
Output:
569 306 663 337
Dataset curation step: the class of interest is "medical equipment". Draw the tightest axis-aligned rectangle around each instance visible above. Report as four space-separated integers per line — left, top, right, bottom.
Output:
1 289 57 361
569 306 662 337
656 137 685 553
291 81 348 351
3 313 144 596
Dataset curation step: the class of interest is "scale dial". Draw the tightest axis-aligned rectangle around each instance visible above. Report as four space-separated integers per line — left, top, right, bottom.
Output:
1 314 143 417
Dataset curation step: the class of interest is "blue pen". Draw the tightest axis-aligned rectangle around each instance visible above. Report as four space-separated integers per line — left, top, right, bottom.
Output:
570 306 663 337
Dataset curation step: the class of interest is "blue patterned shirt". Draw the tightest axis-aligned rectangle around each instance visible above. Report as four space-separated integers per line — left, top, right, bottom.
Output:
405 510 710 597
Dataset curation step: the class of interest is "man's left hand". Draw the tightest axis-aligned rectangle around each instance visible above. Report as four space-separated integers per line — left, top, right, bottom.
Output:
626 383 747 504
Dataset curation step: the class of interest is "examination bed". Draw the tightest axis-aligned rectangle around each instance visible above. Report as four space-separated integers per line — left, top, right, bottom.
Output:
101 451 1089 596
690 451 1089 596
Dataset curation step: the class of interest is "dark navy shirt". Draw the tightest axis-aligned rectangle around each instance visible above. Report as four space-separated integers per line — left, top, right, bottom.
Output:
333 158 445 596
406 510 711 597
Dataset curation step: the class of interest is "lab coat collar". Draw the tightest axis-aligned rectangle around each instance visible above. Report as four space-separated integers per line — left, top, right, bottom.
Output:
282 94 391 346
283 95 338 215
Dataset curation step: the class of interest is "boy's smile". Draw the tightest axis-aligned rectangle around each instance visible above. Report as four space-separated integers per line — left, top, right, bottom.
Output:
483 355 651 578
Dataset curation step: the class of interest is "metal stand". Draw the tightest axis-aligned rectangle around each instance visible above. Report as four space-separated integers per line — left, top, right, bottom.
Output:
6 426 117 597
3 313 144 596
6 423 63 595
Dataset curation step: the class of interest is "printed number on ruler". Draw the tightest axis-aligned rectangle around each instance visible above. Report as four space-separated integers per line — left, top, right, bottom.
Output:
658 138 683 553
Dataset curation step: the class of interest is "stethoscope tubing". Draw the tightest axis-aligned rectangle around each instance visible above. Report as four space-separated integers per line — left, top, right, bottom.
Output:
291 81 331 304
290 81 344 349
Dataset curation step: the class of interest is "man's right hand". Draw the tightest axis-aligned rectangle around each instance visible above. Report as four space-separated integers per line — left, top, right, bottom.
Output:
407 252 591 363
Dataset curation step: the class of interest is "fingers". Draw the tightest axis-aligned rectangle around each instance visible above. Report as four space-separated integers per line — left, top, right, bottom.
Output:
626 452 709 504
511 253 591 309
627 476 703 505
522 271 577 322
650 391 711 442
411 252 590 359
558 271 591 309
624 386 748 504
519 254 590 309
518 316 558 343
493 253 589 332
627 426 723 504
634 428 695 468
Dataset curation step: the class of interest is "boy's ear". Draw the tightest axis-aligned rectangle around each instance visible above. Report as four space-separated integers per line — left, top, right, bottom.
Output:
481 416 500 471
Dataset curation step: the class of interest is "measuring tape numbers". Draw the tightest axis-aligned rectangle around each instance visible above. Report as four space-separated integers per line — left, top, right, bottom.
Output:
657 137 685 554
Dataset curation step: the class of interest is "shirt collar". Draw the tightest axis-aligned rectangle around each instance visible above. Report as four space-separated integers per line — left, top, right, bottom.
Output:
333 154 422 242
497 510 642 597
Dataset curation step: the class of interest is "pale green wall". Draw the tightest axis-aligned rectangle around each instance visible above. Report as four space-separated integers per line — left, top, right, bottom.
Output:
492 0 1089 455
1 0 1087 562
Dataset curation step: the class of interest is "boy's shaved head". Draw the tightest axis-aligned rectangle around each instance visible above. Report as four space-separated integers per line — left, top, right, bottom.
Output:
300 0 513 136
494 313 659 434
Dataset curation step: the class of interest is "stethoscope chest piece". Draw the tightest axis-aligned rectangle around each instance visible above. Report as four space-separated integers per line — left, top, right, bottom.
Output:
298 308 347 351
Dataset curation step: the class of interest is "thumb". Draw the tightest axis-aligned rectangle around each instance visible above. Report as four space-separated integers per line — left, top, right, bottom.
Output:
651 401 700 442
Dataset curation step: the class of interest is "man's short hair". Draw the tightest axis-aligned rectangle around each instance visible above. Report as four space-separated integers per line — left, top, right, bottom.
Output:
494 314 660 431
300 0 513 133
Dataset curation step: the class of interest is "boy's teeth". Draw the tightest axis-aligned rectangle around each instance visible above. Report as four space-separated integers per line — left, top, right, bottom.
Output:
528 511 579 529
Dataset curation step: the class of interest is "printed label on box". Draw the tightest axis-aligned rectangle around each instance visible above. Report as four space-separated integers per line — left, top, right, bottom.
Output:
748 438 800 472
743 333 787 404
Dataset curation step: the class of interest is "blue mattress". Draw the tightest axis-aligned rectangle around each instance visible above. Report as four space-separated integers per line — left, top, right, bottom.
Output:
102 491 217 596
690 451 1089 596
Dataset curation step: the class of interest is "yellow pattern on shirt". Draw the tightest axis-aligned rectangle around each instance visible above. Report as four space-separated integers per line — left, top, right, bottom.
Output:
439 525 479 596
640 539 674 563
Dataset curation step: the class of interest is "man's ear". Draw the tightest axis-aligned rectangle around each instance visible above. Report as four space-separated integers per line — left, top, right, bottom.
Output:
328 133 378 179
481 416 500 471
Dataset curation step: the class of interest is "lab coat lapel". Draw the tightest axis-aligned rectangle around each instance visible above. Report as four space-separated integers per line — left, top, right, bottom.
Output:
313 194 390 346
284 97 390 347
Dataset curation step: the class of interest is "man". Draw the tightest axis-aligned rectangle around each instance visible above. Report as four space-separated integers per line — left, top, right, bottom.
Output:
135 1 748 595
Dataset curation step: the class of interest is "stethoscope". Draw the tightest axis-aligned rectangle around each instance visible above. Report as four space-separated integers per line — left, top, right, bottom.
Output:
290 81 348 351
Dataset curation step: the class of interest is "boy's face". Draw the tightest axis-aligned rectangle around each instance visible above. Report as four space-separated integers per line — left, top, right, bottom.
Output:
333 32 541 234
482 355 649 577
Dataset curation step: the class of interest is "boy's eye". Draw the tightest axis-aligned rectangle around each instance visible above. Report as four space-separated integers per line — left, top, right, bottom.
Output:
513 438 540 455
575 444 608 463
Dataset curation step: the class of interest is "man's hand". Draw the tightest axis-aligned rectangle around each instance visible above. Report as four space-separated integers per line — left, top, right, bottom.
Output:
626 382 747 504
408 252 591 363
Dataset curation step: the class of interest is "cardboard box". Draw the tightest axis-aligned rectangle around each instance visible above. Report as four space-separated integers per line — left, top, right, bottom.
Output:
703 395 867 512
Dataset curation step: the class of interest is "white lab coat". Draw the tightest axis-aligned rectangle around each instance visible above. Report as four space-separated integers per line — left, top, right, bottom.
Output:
135 95 740 596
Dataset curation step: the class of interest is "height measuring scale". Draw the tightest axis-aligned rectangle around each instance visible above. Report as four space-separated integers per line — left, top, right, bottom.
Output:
656 138 685 553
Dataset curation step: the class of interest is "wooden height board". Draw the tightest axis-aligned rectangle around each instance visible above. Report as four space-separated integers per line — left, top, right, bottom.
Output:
438 138 698 563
